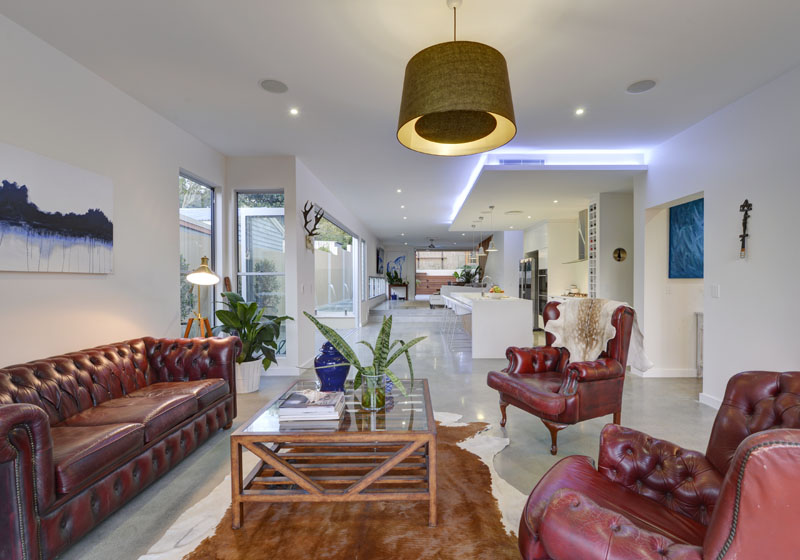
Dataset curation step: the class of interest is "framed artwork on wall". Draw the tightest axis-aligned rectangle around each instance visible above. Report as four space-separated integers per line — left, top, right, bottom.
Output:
376 247 384 274
0 142 114 274
668 198 703 278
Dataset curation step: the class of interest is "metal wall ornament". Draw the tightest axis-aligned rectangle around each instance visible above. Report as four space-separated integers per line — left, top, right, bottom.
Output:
396 0 516 157
739 199 752 259
302 200 324 250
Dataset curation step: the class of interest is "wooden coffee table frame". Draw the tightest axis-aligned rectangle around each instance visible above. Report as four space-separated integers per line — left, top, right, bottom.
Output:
230 379 437 528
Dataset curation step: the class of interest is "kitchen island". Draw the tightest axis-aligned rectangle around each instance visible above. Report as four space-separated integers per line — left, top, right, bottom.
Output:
443 292 533 359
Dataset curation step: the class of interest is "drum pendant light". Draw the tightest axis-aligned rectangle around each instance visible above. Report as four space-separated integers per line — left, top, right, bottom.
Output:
397 0 516 157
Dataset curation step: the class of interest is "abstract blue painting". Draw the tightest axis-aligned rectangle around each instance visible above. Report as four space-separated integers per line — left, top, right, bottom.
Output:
386 254 406 279
0 143 113 273
376 247 384 274
669 198 703 278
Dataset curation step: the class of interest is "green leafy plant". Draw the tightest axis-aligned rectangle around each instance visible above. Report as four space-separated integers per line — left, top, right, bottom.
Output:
303 312 425 397
386 269 406 285
458 265 482 284
452 270 460 280
215 291 293 369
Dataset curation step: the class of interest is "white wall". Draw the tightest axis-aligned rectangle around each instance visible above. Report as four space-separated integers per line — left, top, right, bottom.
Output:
523 219 588 296
597 192 634 303
226 156 380 370
636 63 800 406
640 205 704 377
382 245 416 300
0 15 225 365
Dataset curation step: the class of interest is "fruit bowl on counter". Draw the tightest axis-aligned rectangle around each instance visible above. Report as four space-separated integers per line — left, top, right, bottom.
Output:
486 286 505 299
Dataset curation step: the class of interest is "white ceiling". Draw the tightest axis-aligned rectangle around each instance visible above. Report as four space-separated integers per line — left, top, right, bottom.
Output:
3 1 800 247
452 168 641 233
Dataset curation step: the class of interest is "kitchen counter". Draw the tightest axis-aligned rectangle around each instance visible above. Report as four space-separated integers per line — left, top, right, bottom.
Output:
443 292 533 359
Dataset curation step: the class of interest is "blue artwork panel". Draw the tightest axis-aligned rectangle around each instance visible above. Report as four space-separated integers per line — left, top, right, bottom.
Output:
0 143 113 273
387 254 406 278
669 198 703 278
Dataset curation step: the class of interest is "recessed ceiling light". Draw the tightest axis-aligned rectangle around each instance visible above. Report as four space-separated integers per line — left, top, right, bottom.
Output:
289 107 300 116
260 79 288 93
403 216 407 220
626 79 656 94
462 233 465 236
527 215 532 219
509 226 514 229
396 189 402 193
575 107 585 116
401 205 405 209
404 242 408 245
453 242 457 245
553 200 559 204
401 233 405 236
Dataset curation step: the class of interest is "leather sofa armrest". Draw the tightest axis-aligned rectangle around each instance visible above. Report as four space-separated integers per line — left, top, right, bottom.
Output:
539 489 703 560
598 424 722 525
504 345 567 374
0 403 55 560
565 358 624 382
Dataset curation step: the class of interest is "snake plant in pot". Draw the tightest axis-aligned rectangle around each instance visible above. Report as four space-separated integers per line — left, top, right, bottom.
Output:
215 291 293 394
304 312 425 410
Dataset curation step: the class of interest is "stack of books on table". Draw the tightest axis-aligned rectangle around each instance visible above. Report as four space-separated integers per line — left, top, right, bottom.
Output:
278 389 346 430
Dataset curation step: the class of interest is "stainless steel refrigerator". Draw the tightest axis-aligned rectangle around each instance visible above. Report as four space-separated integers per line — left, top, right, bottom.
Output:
520 251 546 331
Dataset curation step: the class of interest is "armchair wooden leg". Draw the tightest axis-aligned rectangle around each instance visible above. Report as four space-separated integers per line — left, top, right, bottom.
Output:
499 397 509 428
613 410 621 424
541 420 568 455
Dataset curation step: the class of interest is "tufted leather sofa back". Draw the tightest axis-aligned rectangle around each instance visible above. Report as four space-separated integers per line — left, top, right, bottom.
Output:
0 337 240 426
705 371 800 474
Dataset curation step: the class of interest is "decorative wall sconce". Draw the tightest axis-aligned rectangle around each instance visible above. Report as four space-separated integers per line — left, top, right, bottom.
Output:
739 199 752 259
302 200 324 250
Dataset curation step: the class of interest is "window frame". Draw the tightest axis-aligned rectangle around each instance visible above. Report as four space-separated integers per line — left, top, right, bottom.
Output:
179 172 217 330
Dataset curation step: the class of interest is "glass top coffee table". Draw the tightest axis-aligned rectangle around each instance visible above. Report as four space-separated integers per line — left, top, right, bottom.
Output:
230 379 437 528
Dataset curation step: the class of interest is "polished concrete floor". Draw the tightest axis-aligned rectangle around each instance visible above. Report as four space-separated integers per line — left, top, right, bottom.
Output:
63 320 717 559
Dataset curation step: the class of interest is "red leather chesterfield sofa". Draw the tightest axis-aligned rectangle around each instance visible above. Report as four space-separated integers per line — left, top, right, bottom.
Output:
519 370 800 559
0 335 241 560
487 301 634 454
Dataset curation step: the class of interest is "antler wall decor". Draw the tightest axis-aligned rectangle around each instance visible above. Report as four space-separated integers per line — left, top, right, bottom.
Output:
302 200 324 250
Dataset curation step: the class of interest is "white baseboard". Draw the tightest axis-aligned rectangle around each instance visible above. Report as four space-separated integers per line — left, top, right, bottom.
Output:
633 367 698 378
699 392 722 409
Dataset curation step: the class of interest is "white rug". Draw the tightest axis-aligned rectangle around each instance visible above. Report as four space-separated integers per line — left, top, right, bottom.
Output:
139 412 526 560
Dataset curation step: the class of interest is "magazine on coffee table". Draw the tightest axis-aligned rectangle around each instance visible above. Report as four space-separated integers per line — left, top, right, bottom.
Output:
279 389 345 421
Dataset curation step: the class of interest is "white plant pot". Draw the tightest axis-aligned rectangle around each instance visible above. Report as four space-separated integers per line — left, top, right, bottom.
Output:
235 360 262 394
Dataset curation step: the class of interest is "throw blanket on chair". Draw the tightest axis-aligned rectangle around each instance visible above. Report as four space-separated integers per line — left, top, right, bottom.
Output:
545 298 653 371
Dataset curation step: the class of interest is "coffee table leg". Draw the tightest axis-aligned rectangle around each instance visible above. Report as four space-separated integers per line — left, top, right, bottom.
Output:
428 436 437 527
231 438 243 529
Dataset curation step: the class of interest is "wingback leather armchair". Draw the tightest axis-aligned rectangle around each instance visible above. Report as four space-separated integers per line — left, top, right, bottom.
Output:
520 370 800 560
487 301 635 454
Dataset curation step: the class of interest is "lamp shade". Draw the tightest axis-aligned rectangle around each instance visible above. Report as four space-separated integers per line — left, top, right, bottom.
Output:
397 41 516 157
477 245 486 257
186 256 220 286
486 241 498 252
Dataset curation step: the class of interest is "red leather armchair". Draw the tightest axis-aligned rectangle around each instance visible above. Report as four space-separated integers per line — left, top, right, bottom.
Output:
520 370 800 560
487 301 635 454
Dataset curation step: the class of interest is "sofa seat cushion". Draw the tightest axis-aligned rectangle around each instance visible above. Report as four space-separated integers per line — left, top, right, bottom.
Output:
61 395 197 442
487 370 566 416
51 423 144 495
128 379 228 409
521 455 706 558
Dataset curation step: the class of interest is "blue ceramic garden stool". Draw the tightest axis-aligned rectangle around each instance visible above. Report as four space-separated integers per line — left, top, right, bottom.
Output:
314 342 351 392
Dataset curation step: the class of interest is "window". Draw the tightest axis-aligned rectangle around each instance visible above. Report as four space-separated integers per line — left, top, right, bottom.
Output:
415 250 471 274
236 192 286 355
179 174 215 335
361 239 367 302
369 276 387 299
314 217 355 316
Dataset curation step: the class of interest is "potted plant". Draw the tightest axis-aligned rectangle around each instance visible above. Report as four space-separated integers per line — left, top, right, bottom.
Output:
215 291 293 393
386 269 406 285
304 312 425 410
